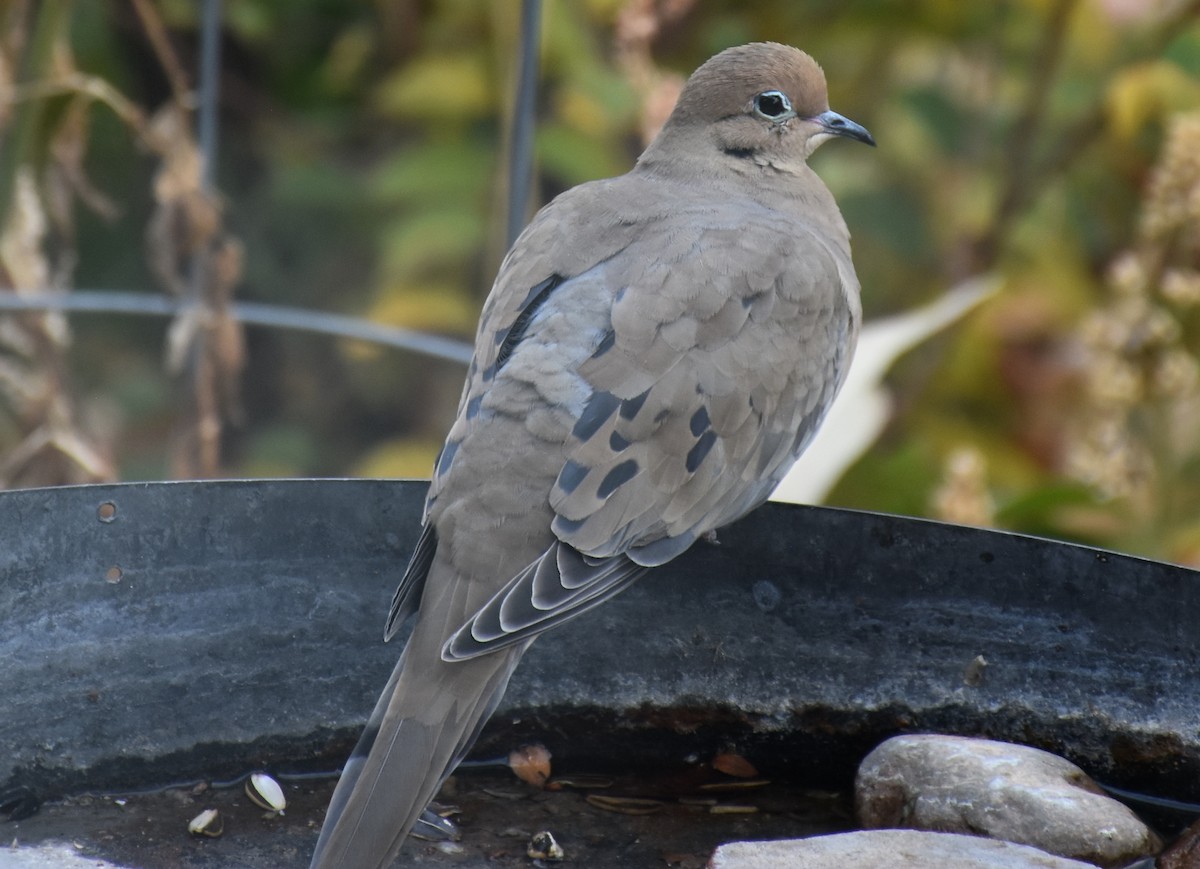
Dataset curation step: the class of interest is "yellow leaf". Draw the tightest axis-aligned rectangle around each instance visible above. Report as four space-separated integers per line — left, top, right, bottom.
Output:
1106 61 1200 141
352 437 443 479
368 283 480 337
374 54 493 121
557 85 613 138
378 209 486 280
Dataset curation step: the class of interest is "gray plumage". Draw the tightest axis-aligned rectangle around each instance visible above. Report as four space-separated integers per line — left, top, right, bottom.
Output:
311 41 873 868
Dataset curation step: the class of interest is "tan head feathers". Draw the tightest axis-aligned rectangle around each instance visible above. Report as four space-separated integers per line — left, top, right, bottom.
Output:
645 42 874 170
671 42 831 124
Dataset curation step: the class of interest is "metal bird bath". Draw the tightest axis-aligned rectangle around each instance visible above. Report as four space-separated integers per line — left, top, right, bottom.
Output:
1 479 1198 861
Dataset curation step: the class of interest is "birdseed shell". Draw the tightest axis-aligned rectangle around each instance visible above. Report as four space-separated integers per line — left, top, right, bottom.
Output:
245 772 286 813
187 808 222 837
527 830 564 860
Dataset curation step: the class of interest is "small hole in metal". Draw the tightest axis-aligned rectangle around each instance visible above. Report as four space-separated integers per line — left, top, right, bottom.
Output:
105 565 123 584
97 501 117 523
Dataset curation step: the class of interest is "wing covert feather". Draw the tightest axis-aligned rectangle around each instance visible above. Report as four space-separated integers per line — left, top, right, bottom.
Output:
431 179 859 658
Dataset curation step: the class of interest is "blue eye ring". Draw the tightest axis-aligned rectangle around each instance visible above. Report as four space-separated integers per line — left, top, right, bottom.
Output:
753 90 792 120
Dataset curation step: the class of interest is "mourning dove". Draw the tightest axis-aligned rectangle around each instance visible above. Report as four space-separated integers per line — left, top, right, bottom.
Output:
311 42 874 868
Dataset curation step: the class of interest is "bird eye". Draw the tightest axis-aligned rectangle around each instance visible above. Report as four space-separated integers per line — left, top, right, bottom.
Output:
753 90 792 120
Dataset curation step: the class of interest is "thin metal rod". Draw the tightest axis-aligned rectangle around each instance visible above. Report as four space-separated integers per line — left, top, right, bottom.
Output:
0 291 474 364
505 0 542 250
196 0 222 191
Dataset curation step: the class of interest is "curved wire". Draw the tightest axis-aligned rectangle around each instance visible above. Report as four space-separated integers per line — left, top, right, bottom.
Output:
0 291 474 364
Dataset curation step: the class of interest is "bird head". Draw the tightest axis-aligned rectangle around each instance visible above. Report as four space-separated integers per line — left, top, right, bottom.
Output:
649 42 875 169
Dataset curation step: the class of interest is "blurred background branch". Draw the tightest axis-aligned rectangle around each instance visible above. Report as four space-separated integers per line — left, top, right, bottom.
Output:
0 0 1199 564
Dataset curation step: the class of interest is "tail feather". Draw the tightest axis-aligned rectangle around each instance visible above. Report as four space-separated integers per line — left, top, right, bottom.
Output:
311 627 524 868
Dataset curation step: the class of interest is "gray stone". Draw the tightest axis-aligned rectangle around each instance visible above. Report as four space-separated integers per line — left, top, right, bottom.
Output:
856 735 1161 867
708 830 1097 868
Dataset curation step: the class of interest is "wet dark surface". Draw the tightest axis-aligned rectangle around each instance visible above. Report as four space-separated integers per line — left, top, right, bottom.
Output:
7 769 853 868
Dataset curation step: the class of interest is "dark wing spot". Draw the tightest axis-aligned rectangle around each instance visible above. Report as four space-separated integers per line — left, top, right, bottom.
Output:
609 430 631 451
553 515 588 535
592 329 616 359
385 522 438 640
597 459 639 498
436 440 460 476
557 459 590 494
689 405 711 437
742 290 767 309
495 274 564 372
465 394 483 420
573 391 620 441
686 430 717 473
619 389 650 421
629 531 697 567
723 147 755 159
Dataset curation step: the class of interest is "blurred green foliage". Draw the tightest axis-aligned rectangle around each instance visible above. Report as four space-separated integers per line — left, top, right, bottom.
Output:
3 0 1200 563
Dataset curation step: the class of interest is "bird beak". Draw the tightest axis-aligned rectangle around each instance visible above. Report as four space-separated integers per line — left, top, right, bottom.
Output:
815 110 876 147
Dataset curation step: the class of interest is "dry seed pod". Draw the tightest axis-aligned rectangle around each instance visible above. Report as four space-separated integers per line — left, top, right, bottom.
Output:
697 778 770 792
527 830 564 861
187 808 223 837
245 772 286 814
544 774 614 791
709 804 759 814
585 794 665 815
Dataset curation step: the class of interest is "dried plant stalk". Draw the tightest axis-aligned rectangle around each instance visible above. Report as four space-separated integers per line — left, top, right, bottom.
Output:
0 5 116 488
146 104 246 478
0 2 246 484
1066 112 1200 540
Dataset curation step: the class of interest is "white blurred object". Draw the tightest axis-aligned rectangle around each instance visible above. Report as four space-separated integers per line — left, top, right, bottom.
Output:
771 276 998 506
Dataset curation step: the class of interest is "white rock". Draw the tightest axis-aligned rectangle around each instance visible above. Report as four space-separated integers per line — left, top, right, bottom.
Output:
708 830 1097 868
0 843 126 867
855 734 1160 867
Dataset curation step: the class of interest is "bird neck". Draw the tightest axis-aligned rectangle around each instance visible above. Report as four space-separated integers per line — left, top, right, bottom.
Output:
635 127 850 245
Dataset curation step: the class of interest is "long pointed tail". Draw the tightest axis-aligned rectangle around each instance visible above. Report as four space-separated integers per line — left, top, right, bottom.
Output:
311 619 524 868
